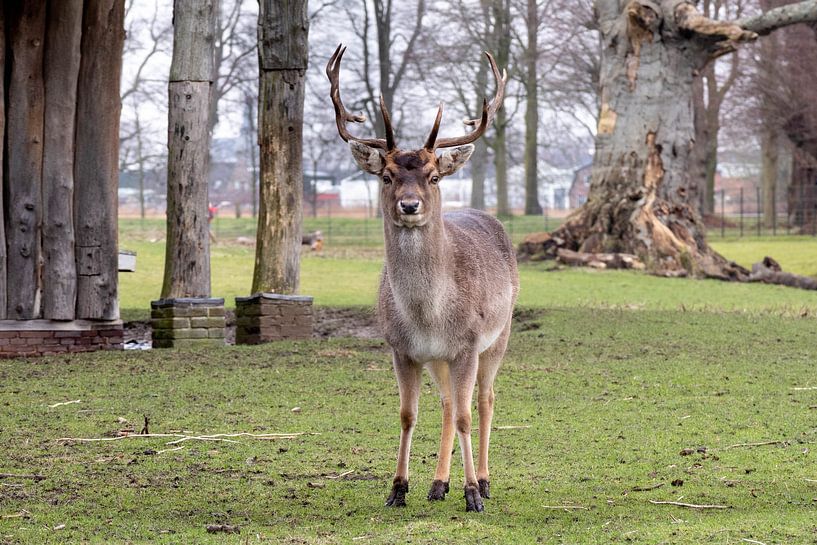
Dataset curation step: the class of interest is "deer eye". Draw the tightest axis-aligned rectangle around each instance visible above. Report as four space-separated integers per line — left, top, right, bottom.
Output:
430 175 440 185
382 175 392 185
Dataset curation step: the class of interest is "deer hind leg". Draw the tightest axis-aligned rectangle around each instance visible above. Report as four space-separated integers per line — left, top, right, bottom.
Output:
427 360 455 501
450 351 483 512
386 355 422 508
476 323 509 500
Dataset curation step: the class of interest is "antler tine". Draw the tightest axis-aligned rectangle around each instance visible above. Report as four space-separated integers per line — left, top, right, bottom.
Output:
423 103 444 150
379 95 395 151
434 52 506 149
326 43 391 150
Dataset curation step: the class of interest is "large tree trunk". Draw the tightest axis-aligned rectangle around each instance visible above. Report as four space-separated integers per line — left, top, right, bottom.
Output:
760 126 780 227
161 0 217 299
42 0 83 320
551 0 817 279
74 0 125 319
6 3 46 319
253 0 309 295
0 3 7 320
523 0 542 216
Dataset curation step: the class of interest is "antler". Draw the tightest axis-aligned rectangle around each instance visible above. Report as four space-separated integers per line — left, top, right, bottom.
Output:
425 52 507 151
326 44 395 151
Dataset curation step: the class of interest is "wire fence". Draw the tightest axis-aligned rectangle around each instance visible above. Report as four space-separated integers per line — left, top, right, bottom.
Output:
120 185 817 248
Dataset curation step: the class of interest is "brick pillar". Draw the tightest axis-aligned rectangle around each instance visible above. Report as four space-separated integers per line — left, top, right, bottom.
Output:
150 298 226 349
234 293 313 345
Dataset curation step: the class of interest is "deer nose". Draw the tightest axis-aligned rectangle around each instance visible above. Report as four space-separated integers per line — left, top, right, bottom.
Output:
398 199 421 215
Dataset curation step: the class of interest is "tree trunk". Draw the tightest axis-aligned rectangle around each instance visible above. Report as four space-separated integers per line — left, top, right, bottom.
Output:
253 0 308 295
245 92 258 218
74 0 125 319
161 0 217 299
761 126 779 227
523 0 542 216
6 2 46 319
0 3 6 319
470 59 488 210
492 0 511 217
552 0 817 279
42 0 83 320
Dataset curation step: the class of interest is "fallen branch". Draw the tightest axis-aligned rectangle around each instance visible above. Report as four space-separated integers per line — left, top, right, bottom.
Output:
48 400 81 408
0 473 46 482
791 386 817 391
749 257 817 291
723 440 788 450
542 504 589 511
741 539 768 545
556 248 645 271
649 500 730 510
156 446 186 455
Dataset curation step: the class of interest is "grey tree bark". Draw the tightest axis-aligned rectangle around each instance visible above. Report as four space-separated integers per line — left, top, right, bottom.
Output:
253 0 309 294
552 0 817 279
161 0 217 299
523 0 542 216
491 0 511 217
74 0 125 319
42 0 83 320
6 3 46 319
0 3 6 319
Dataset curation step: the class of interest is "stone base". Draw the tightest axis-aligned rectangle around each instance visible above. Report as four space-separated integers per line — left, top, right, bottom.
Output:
0 320 123 358
150 298 226 349
235 293 313 345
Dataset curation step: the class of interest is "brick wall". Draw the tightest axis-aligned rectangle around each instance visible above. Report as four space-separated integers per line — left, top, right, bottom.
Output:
0 321 123 358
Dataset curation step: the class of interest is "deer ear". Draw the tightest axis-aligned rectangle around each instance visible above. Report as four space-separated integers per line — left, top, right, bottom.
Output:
437 144 475 177
349 141 386 175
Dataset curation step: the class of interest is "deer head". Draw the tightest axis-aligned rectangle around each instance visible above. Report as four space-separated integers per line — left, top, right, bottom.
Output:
326 44 507 228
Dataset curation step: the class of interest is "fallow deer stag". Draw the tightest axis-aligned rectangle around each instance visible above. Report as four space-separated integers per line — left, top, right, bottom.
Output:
326 44 517 513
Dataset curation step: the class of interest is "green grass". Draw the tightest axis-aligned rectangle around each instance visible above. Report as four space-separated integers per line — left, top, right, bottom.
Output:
3 217 813 543
2 309 817 543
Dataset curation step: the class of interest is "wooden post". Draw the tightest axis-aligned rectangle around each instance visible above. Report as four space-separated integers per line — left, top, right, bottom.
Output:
253 0 309 295
6 3 46 320
74 0 125 320
160 0 216 299
0 3 7 320
42 0 83 320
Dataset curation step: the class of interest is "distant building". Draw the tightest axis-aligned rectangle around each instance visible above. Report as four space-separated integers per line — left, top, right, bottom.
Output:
569 162 593 209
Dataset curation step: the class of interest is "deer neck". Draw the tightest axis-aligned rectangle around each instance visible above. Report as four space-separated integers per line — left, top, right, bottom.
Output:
383 215 452 323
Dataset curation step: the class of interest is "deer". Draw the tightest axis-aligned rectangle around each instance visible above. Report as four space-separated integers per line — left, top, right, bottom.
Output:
326 44 518 513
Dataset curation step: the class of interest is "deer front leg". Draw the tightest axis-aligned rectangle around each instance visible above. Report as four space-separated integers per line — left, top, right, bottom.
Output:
385 353 422 508
450 350 483 512
427 361 455 501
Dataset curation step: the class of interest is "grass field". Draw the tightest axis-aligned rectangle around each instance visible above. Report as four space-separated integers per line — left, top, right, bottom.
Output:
2 218 817 543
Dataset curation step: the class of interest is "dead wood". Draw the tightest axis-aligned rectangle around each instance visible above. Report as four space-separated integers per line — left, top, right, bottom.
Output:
749 256 817 290
556 249 645 271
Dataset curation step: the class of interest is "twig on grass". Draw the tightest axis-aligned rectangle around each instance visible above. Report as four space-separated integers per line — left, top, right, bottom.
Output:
56 431 317 448
542 504 589 511
48 400 80 408
741 539 768 545
0 510 31 520
632 482 664 492
156 446 185 455
723 440 788 450
649 500 730 510
791 386 817 391
0 473 46 482
493 425 531 430
327 470 355 480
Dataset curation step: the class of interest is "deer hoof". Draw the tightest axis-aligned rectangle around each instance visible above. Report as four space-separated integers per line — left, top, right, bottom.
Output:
385 478 408 507
464 484 484 513
478 479 491 499
427 479 449 501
